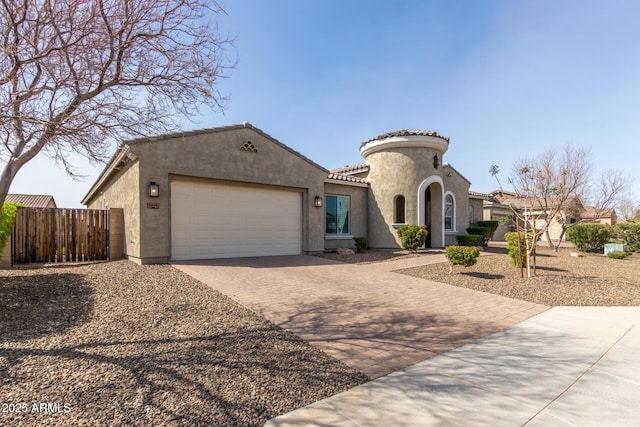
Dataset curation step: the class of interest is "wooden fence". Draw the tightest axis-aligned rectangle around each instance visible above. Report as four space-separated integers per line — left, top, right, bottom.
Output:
12 208 109 264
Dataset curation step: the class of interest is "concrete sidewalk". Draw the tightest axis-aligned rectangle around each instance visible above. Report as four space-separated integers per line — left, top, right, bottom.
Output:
266 307 640 426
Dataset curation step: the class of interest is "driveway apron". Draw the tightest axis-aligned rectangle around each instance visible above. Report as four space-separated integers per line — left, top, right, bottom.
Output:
173 255 547 379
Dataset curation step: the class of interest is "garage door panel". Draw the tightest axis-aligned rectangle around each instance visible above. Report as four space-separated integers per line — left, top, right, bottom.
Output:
171 182 302 260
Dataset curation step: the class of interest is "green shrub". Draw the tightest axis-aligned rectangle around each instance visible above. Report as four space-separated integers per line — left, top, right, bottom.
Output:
466 226 492 246
505 231 528 267
0 202 22 259
615 222 640 252
396 225 428 253
353 236 368 253
477 220 500 240
456 234 484 247
607 251 628 259
445 246 480 273
566 223 611 252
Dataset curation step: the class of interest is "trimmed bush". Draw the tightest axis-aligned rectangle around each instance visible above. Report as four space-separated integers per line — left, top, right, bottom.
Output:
0 202 22 259
445 246 480 273
505 231 528 267
566 223 611 252
615 222 640 253
456 234 484 247
353 236 368 253
396 225 428 253
607 251 628 260
477 220 500 240
466 226 492 246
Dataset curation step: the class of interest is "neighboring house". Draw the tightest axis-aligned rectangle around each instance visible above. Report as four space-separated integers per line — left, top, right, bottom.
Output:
1 194 57 268
482 192 514 241
581 206 617 226
484 191 583 242
5 193 57 208
468 191 491 226
82 123 478 264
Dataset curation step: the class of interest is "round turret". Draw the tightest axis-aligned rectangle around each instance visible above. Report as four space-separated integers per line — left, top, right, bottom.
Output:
361 129 451 248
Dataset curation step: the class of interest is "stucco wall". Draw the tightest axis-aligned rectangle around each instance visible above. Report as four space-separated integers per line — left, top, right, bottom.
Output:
87 161 140 259
365 146 448 248
442 165 471 244
124 126 327 263
468 197 484 225
323 182 368 251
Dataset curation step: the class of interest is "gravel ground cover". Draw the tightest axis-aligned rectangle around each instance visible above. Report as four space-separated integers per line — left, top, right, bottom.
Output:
397 247 640 306
319 246 640 306
0 260 367 426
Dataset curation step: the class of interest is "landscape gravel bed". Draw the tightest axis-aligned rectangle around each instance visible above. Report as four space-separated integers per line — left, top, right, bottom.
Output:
319 246 640 306
0 260 367 426
396 247 640 306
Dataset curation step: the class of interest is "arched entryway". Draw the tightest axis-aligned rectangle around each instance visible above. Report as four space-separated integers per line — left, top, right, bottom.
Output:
418 176 444 248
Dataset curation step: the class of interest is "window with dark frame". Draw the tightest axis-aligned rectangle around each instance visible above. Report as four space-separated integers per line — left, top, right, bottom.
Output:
325 195 350 235
445 194 454 230
394 195 406 223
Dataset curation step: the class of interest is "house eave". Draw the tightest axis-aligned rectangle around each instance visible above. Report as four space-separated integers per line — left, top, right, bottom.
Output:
81 145 137 205
323 178 369 188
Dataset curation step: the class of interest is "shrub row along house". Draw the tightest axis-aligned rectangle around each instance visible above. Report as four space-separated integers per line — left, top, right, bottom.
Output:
83 123 484 264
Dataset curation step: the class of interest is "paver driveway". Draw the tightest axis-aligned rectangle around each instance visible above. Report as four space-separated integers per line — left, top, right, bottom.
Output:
173 254 547 379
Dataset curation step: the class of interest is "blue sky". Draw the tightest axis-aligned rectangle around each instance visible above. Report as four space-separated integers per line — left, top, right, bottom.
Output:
9 0 640 208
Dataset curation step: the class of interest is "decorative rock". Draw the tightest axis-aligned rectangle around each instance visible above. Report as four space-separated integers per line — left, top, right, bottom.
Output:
336 248 356 255
570 252 584 258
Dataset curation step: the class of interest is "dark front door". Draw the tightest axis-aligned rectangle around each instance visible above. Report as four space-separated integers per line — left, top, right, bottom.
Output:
425 186 432 248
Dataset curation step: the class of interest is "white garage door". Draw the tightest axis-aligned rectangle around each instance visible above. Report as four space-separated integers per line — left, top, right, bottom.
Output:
171 181 302 260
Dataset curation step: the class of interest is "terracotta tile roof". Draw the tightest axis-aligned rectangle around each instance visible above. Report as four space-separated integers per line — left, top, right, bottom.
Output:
361 129 450 147
6 194 57 208
330 163 369 175
326 173 368 184
468 191 492 199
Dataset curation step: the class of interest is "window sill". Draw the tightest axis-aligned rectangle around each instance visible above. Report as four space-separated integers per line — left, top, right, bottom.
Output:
392 223 407 228
325 235 353 240
445 230 458 234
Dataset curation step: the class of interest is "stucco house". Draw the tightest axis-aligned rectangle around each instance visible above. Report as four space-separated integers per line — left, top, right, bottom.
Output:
82 122 476 264
581 206 617 226
483 191 587 242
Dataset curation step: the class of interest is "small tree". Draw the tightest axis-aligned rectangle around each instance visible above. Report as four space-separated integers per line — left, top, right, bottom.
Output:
490 145 630 278
617 199 639 222
0 0 234 207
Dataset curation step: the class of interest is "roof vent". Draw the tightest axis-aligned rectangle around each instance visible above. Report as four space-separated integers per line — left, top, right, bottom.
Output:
240 140 258 152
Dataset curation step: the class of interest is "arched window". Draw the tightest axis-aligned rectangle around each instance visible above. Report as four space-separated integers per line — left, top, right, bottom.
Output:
394 195 405 224
444 194 454 230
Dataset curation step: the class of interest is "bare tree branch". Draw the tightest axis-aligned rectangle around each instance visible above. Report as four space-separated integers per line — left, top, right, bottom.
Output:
0 0 235 202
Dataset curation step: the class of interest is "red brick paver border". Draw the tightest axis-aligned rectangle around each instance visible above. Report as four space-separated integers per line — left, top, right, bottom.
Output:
173 255 548 379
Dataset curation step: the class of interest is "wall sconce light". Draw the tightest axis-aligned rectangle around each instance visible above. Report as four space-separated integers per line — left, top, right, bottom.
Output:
148 182 160 197
314 196 323 208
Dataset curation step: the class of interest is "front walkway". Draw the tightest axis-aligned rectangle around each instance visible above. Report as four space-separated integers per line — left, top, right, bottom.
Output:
173 254 546 379
266 307 640 426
